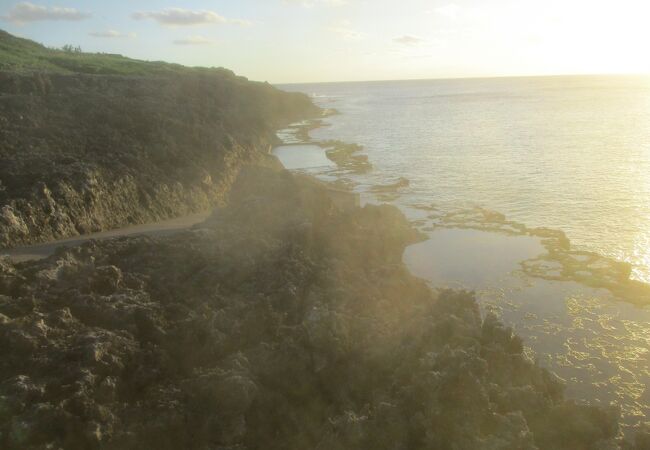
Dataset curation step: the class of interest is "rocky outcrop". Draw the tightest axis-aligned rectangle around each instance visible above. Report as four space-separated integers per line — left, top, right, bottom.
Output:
0 167 632 449
0 69 319 247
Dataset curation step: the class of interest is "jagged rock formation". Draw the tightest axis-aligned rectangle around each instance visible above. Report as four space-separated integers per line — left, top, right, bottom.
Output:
0 30 319 247
0 167 631 449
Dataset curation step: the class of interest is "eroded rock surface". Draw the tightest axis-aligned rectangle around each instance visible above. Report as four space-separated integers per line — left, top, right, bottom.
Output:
0 168 637 449
0 69 318 247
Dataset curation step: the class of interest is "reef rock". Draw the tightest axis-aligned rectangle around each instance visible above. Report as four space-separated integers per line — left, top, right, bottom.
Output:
0 167 633 449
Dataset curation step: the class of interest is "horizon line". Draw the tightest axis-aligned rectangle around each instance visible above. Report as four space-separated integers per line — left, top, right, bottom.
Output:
273 71 650 86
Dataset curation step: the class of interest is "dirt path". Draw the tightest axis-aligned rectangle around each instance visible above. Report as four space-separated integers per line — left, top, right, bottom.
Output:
1 212 211 263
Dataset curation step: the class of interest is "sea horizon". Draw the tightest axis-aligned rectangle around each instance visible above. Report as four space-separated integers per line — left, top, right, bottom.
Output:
276 72 650 87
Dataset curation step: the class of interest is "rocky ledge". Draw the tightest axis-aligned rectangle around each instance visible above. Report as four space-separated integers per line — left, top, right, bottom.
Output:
0 66 319 248
1 166 644 450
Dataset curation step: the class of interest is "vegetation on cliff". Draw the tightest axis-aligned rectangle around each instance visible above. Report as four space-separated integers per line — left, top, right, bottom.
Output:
1 167 642 449
1 29 215 76
0 29 320 248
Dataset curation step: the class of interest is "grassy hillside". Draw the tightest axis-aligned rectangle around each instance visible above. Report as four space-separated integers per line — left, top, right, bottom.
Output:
0 29 227 76
0 29 320 247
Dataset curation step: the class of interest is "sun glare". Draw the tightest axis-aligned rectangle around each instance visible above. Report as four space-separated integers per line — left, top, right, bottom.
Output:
533 0 650 74
461 0 650 76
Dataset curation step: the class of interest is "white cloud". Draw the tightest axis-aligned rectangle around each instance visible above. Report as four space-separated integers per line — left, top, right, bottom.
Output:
284 0 347 6
327 19 365 40
89 30 136 39
433 3 461 20
393 35 425 46
132 8 250 27
173 36 215 46
328 27 365 40
3 2 90 23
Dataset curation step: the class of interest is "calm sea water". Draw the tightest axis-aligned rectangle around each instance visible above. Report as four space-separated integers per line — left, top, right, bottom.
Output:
280 75 650 282
276 75 650 434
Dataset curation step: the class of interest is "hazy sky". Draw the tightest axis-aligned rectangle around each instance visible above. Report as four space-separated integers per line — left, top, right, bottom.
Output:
1 0 649 83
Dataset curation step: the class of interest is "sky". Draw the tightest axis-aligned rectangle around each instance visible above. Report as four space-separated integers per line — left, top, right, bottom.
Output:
1 0 650 83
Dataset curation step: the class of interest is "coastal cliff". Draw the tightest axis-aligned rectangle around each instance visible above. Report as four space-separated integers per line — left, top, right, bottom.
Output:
0 166 633 449
0 30 319 247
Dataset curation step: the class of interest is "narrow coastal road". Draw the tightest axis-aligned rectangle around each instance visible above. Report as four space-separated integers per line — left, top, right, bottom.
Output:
1 212 211 263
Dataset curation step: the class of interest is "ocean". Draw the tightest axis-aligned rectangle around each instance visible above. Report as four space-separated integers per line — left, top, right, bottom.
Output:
276 75 650 433
281 75 650 283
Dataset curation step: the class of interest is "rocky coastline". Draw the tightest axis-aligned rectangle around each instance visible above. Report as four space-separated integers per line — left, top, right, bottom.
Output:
0 64 319 248
2 166 644 449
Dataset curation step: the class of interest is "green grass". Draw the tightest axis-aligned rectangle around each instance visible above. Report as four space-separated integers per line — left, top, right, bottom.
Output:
0 29 232 77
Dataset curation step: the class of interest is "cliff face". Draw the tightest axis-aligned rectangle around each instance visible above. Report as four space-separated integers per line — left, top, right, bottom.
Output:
0 68 319 247
0 167 627 449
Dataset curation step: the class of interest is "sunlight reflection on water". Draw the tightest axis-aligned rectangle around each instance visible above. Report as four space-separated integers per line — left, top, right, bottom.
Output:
280 75 650 282
404 231 650 432
275 75 650 433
